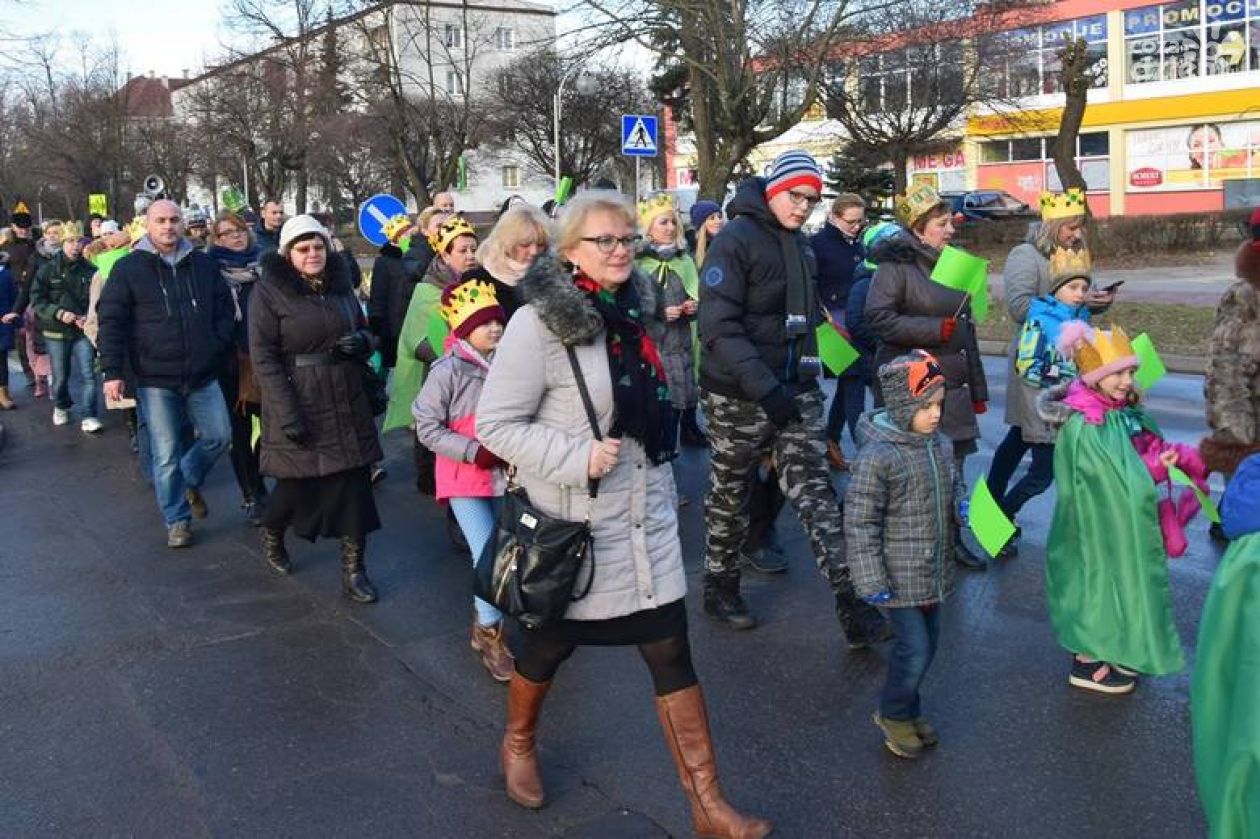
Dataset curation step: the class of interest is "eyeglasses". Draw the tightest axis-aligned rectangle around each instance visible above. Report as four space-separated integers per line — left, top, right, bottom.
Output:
907 355 945 397
785 190 822 208
836 215 866 228
581 234 641 254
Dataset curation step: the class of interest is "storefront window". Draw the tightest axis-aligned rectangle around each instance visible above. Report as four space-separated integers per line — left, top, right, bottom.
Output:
1126 0 1260 81
1126 120 1260 190
984 15 1109 98
981 142 1011 163
1163 27 1202 78
1011 138 1044 161
1206 23 1248 73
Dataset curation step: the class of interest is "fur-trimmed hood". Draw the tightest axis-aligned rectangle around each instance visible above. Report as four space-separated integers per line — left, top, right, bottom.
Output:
870 230 939 267
259 248 353 298
517 253 660 346
1035 380 1076 428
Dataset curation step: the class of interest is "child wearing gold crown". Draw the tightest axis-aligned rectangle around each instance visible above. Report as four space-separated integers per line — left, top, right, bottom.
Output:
1037 323 1208 694
412 277 514 682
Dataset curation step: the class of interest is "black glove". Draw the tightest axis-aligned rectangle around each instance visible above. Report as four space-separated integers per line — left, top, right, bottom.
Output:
334 329 373 360
283 419 312 447
759 387 802 430
414 341 437 363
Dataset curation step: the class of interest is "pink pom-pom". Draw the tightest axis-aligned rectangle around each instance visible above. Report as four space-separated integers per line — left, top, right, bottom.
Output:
1057 320 1094 358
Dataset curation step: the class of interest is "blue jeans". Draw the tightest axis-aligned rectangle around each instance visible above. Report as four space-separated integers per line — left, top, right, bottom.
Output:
46 335 101 418
449 496 503 626
136 382 232 526
986 425 1055 522
826 376 867 446
879 605 942 721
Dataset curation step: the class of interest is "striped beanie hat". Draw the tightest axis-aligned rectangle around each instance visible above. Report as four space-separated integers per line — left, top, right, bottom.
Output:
764 150 823 202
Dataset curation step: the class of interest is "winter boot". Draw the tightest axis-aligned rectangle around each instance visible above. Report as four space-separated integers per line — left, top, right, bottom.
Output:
703 574 757 630
32 376 48 399
472 619 515 683
339 536 378 604
502 673 550 809
656 685 773 839
0 387 14 410
680 407 708 447
835 589 893 650
954 529 987 571
261 527 292 575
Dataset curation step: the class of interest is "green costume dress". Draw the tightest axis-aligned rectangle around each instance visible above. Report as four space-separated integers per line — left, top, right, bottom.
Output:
1045 404 1184 675
383 282 447 433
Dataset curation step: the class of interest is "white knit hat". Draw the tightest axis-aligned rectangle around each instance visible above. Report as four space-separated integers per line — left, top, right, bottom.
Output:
278 214 330 254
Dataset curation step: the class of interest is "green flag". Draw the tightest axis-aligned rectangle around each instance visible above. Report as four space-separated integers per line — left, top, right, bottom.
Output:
930 245 990 323
1132 332 1167 391
815 322 859 376
1169 464 1220 523
968 478 1016 558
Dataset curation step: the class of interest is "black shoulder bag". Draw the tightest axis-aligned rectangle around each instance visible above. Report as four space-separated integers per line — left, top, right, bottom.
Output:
474 345 600 630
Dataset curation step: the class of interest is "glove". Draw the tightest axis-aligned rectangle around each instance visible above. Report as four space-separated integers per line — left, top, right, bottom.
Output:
414 341 437 363
940 317 957 342
472 445 505 470
283 419 312 447
863 590 893 605
972 400 987 415
334 329 373 360
759 387 802 430
957 499 971 527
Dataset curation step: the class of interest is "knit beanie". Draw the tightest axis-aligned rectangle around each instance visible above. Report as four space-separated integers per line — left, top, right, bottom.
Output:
763 150 823 202
689 200 722 231
877 350 946 430
278 214 330 255
440 279 505 340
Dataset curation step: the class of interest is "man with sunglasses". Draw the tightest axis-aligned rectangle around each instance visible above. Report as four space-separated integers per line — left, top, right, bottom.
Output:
698 149 891 649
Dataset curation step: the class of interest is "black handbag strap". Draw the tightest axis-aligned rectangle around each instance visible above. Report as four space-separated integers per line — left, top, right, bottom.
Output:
564 344 602 499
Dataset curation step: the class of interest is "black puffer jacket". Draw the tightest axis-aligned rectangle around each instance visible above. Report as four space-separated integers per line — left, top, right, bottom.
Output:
864 232 988 444
249 250 383 479
97 238 235 389
698 177 820 402
367 243 414 367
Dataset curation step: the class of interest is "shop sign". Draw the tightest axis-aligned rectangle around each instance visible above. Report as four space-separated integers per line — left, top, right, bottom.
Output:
1130 167 1164 187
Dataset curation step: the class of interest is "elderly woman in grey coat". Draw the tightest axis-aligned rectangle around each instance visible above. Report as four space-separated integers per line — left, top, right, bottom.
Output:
476 192 770 839
983 190 1113 558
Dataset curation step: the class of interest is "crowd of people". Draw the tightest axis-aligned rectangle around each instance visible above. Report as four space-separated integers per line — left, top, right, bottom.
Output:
3 151 1260 837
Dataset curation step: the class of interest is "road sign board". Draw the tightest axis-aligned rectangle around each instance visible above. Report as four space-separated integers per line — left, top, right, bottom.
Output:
357 194 408 247
621 115 658 157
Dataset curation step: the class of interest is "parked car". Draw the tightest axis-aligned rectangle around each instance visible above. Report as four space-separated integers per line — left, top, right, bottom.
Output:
940 190 1038 222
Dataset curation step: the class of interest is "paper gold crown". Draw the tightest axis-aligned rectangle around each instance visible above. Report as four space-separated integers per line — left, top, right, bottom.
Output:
62 220 84 239
440 279 500 332
1075 323 1136 379
428 215 476 254
1039 188 1087 221
637 192 676 228
127 216 147 243
895 183 943 227
1049 246 1092 283
383 214 411 243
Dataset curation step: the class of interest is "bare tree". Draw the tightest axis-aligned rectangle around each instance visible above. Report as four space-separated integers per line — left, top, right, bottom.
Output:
1048 36 1100 198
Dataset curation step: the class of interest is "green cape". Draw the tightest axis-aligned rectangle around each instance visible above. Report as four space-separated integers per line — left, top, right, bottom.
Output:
383 283 445 433
1045 410 1184 674
1193 532 1260 838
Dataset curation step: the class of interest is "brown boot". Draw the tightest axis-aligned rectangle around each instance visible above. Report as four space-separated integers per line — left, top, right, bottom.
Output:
501 672 549 809
826 440 849 472
656 685 773 839
0 387 13 410
471 619 514 683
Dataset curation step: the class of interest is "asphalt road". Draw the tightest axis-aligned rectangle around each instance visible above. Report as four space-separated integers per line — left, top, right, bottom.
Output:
0 358 1215 838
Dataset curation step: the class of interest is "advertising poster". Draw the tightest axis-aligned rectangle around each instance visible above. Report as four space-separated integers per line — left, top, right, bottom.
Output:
1126 120 1260 189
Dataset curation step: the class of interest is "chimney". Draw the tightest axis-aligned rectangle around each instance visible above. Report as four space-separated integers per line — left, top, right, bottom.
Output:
148 69 155 78
160 75 169 89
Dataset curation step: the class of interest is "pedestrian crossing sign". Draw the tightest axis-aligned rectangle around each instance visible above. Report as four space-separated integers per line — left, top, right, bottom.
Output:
621 115 658 157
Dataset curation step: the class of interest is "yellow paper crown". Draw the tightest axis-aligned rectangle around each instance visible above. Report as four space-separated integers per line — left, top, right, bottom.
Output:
1075 323 1136 378
12 201 29 215
428 215 476 254
127 216 147 243
383 214 411 243
62 220 84 239
637 192 676 230
1049 246 1093 285
440 279 501 332
1039 188 1087 221
894 183 943 227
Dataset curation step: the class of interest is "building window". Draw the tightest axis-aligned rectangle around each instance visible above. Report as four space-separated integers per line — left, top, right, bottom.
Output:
983 15 1109 98
856 43 964 113
445 69 464 96
501 165 521 189
1125 1 1260 82
1126 119 1260 190
495 27 515 51
444 24 462 49
981 132 1112 191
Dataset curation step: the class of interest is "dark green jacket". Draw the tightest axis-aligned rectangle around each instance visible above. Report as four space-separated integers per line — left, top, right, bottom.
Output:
30 251 96 340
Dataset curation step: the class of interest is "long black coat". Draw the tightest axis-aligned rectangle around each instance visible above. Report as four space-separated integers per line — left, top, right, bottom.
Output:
249 250 383 479
366 243 414 367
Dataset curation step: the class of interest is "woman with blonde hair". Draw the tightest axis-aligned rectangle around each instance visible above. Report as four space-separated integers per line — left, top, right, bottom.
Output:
477 191 770 837
471 203 550 323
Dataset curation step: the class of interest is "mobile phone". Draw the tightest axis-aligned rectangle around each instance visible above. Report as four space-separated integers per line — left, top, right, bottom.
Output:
1102 281 1124 293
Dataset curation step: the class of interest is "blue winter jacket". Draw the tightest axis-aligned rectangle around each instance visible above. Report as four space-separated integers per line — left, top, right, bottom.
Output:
1223 454 1260 540
1015 295 1090 387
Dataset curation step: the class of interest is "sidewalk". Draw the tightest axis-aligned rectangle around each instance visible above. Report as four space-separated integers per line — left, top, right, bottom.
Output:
987 252 1236 307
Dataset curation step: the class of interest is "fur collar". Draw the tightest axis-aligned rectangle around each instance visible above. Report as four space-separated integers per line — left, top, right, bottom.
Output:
260 248 352 297
518 254 660 346
1035 380 1076 428
872 230 939 267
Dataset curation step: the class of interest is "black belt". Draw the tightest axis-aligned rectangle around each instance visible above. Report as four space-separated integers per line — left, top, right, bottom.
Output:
291 352 340 368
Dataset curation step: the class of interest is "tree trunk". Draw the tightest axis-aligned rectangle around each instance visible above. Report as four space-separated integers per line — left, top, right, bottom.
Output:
892 150 910 195
296 169 308 214
1051 38 1090 197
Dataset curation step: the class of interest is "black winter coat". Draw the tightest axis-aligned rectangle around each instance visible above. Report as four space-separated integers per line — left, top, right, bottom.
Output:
810 222 864 316
254 223 281 254
698 177 820 402
864 232 988 444
367 243 414 367
249 250 383 479
30 251 96 339
97 241 235 390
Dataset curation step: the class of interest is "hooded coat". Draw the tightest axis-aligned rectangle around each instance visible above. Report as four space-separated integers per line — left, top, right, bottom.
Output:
476 254 685 622
248 249 383 479
864 232 988 445
1202 240 1260 476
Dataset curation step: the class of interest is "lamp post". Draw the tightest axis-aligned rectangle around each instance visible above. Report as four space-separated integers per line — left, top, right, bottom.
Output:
554 63 597 193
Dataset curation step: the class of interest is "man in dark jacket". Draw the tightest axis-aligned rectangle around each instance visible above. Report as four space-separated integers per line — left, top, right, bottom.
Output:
367 220 417 370
254 200 285 253
98 200 235 548
698 149 890 648
3 204 40 383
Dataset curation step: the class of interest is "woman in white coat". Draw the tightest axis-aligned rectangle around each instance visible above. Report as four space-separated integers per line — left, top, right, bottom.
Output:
477 192 770 839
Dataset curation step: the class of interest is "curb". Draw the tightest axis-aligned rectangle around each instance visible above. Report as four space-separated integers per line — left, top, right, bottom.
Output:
978 340 1205 375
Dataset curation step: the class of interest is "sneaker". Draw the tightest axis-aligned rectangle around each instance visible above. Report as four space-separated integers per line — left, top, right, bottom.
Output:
954 536 987 571
52 407 70 426
1069 658 1136 695
186 487 208 519
996 527 1021 560
739 546 788 574
470 620 514 683
167 520 193 549
80 417 104 434
872 712 923 759
913 717 940 748
703 579 757 630
1111 662 1140 678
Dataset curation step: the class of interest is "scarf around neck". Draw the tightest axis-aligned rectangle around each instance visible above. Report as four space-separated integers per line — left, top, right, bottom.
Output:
573 271 676 466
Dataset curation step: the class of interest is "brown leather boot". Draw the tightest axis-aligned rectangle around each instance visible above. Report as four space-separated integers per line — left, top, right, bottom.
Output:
471 619 514 683
655 685 772 839
501 672 549 809
0 386 14 410
826 440 849 471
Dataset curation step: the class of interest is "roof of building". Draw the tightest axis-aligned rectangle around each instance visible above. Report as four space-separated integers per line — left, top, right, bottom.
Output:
121 75 192 118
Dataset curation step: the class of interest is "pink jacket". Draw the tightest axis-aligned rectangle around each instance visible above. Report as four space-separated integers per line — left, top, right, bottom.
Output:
412 340 506 501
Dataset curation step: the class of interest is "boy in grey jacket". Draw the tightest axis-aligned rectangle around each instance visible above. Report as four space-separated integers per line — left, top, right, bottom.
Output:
845 350 965 760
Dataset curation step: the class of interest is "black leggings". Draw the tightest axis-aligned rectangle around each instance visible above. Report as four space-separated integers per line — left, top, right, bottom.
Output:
515 631 699 696
0 349 7 387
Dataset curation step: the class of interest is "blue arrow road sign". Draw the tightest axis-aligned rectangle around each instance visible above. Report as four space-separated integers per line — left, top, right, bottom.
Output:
621 115 658 157
358 194 408 247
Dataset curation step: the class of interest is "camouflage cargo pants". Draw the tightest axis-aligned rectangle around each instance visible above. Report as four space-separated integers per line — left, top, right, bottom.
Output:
703 388 856 597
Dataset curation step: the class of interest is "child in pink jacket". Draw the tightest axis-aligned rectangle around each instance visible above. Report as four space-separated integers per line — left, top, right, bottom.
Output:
413 279 512 682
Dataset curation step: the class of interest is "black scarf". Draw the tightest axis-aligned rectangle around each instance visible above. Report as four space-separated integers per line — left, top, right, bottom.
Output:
574 272 676 466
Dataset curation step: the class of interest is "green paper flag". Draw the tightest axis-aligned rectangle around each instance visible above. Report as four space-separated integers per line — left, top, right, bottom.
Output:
971 284 990 324
555 175 574 205
931 245 990 323
426 312 450 354
969 479 1017 558
1169 465 1221 524
1132 332 1167 391
250 415 261 450
815 323 860 376
398 235 411 254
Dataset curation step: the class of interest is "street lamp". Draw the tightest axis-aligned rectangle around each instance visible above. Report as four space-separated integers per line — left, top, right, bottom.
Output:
554 64 598 193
